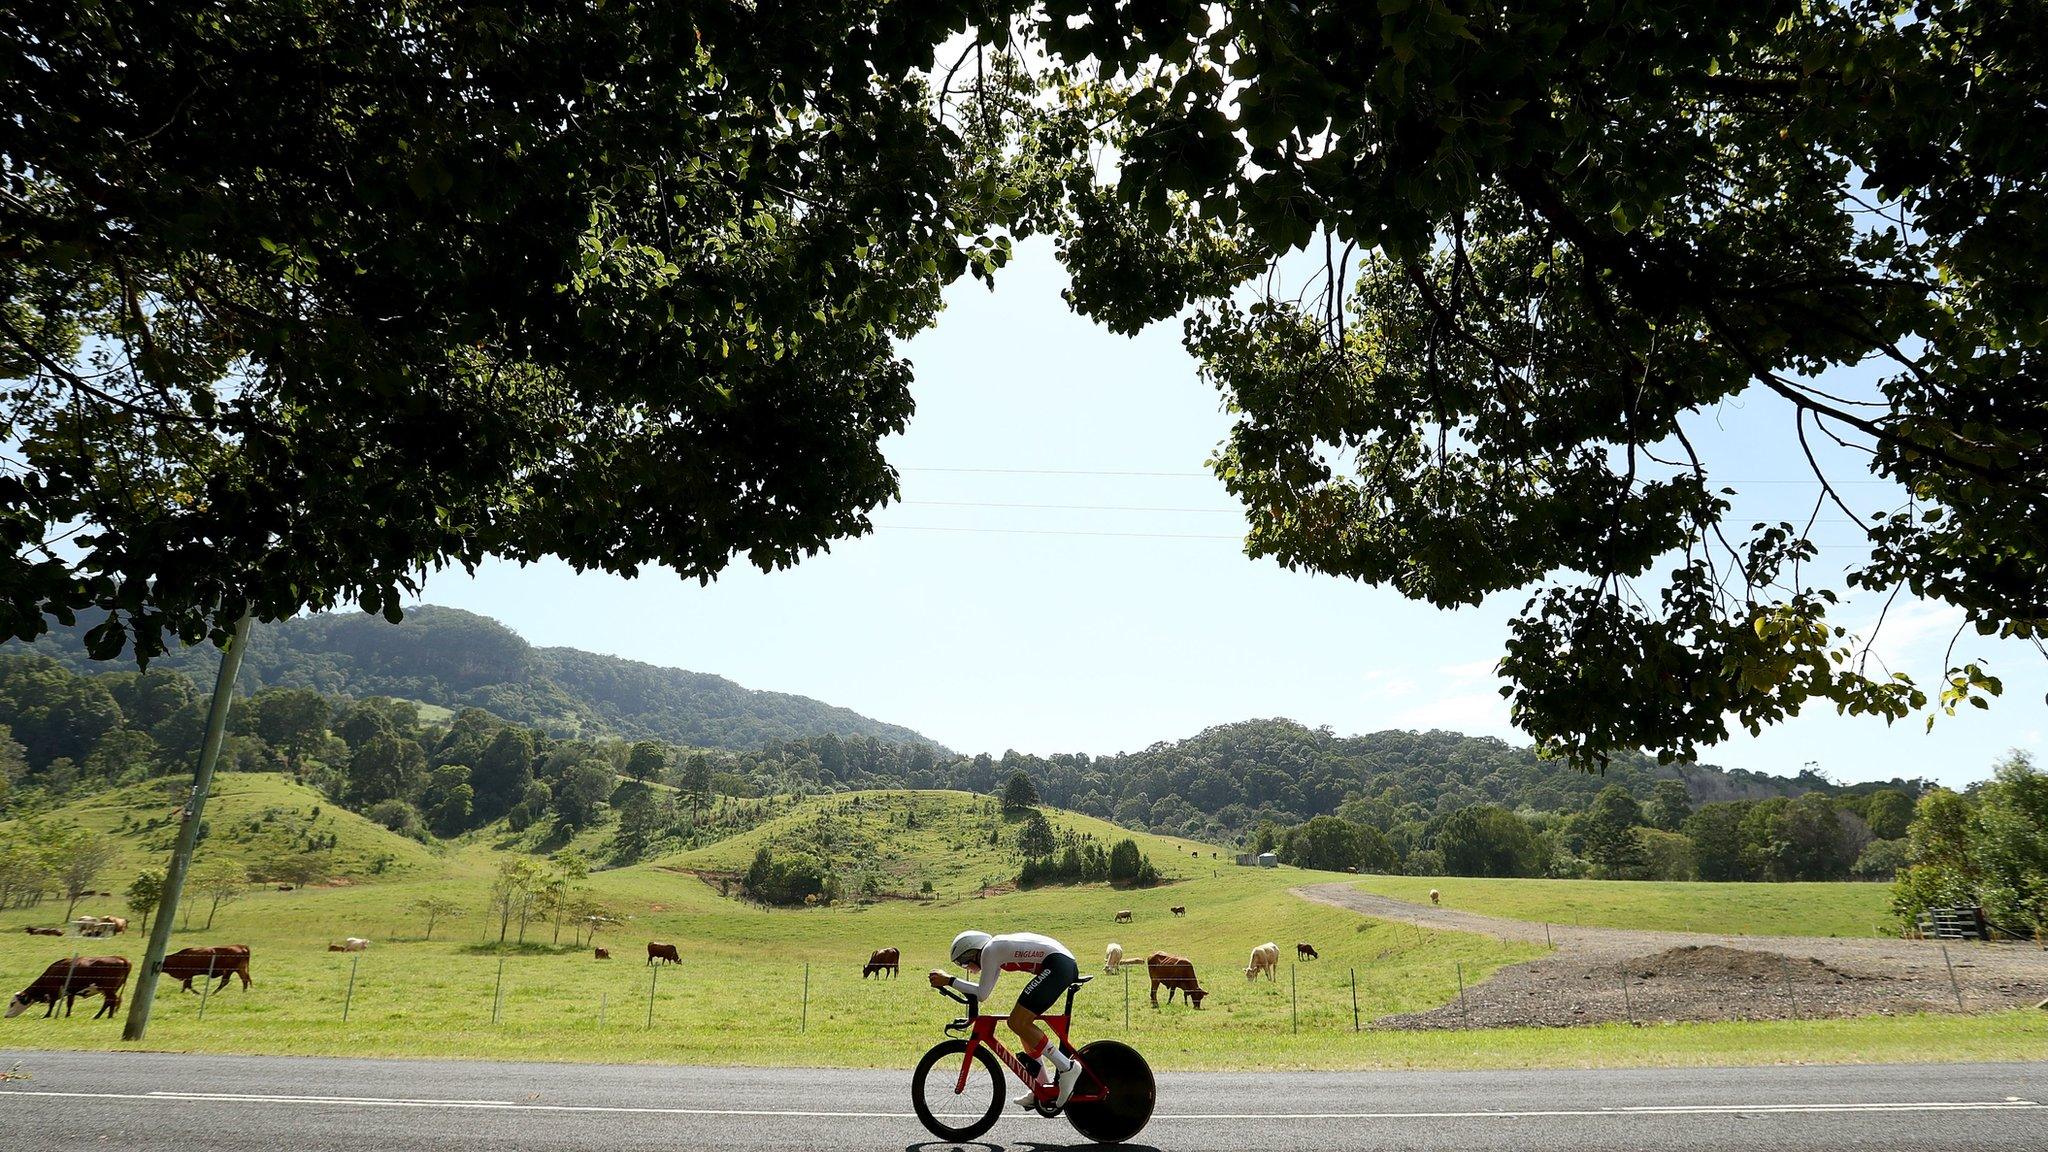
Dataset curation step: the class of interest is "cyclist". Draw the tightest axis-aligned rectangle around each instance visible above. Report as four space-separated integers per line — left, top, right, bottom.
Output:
929 929 1082 1108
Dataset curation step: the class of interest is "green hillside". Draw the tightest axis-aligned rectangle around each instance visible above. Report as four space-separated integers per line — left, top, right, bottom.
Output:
0 772 441 895
10 606 937 751
657 789 1222 896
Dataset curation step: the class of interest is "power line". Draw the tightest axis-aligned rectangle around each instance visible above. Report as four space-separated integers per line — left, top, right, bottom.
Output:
902 499 1243 514
877 524 1243 541
901 466 1209 478
900 464 1899 485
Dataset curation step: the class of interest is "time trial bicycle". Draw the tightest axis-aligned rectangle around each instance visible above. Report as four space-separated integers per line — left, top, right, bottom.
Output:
911 974 1155 1144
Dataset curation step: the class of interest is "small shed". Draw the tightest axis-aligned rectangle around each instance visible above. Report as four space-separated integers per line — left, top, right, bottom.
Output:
1257 851 1279 868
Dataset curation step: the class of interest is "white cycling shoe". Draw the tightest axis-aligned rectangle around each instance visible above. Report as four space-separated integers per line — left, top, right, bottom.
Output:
1014 1082 1042 1109
1054 1060 1082 1107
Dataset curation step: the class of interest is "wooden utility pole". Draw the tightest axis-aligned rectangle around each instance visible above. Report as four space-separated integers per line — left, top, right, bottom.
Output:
123 614 252 1042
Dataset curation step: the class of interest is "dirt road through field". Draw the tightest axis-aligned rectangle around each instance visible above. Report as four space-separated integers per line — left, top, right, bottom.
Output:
1294 883 2048 1028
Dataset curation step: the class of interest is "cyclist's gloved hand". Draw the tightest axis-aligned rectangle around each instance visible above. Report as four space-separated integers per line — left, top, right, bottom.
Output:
927 970 951 989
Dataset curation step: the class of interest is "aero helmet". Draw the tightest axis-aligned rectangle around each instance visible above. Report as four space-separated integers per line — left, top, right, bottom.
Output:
950 930 992 965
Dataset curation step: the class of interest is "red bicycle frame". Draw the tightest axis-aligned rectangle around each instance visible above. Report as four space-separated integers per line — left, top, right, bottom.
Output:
946 987 1108 1108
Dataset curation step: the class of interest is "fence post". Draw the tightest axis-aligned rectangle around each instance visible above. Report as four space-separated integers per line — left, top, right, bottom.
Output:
198 955 217 1021
1620 966 1632 1024
1455 962 1468 1028
491 957 505 1025
1544 922 1551 948
1350 968 1359 1032
1290 963 1298 1036
1939 943 1965 1010
647 965 658 1029
59 953 78 1017
800 963 809 1034
342 953 359 1022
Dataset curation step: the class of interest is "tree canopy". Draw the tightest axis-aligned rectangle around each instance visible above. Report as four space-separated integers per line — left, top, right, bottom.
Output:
2 1 1020 660
1009 0 2048 766
8 2 2044 772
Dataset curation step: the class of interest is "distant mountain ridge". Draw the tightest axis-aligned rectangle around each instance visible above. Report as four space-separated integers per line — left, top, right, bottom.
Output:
10 606 938 752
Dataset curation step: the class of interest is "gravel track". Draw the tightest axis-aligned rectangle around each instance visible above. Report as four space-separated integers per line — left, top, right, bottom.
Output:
1294 882 2048 1029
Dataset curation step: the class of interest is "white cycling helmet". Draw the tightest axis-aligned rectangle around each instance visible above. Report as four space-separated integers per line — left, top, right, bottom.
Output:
950 930 992 965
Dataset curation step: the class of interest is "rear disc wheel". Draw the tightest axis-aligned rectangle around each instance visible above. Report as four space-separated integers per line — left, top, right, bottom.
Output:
911 1039 1005 1142
1064 1040 1155 1144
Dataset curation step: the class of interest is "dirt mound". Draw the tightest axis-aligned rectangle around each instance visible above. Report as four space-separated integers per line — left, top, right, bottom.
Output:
1373 944 2031 1031
1628 944 1871 985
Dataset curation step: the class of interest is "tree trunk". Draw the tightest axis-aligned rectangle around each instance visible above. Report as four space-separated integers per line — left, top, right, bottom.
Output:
205 895 219 930
425 910 437 941
65 891 80 920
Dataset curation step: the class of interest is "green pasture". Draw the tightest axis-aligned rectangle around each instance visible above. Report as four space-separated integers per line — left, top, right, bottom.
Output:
1352 874 1900 938
2 783 2031 1071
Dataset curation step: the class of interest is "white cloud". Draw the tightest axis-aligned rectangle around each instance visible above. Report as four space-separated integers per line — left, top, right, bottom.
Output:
1854 597 1966 675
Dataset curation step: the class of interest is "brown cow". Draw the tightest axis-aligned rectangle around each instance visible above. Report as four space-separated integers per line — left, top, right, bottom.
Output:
1170 906 1187 917
594 947 610 960
23 927 62 937
862 947 899 979
1296 942 1319 961
1113 910 1133 924
1144 952 1207 1009
6 956 131 1019
648 941 681 965
163 945 251 993
103 916 127 934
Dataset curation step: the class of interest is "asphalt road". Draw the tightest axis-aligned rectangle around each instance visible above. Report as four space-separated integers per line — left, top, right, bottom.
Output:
0 1050 2042 1151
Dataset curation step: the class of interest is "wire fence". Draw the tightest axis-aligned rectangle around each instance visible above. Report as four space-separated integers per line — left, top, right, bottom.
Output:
38 933 2036 1040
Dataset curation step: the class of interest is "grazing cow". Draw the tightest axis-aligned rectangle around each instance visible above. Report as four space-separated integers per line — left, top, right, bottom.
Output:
276 885 294 892
331 937 369 952
1245 942 1280 981
594 947 610 960
1144 952 1207 1009
1114 910 1133 924
1296 942 1319 961
327 944 346 952
1429 888 1440 906
72 918 117 938
163 945 251 993
647 941 681 965
1104 942 1127 974
23 927 61 937
1170 906 1187 917
862 947 900 979
6 956 131 1019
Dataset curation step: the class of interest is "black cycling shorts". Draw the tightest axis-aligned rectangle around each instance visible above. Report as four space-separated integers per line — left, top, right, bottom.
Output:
1016 952 1079 1015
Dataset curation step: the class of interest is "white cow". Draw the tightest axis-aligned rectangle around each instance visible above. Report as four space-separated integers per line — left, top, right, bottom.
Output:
1104 942 1126 974
1245 941 1279 981
340 937 369 952
1429 888 1441 906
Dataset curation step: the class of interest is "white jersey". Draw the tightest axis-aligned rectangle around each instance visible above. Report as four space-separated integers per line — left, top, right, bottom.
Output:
948 932 1074 1001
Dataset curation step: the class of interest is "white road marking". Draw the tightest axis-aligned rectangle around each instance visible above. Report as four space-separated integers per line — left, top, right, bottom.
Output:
0 1089 2040 1121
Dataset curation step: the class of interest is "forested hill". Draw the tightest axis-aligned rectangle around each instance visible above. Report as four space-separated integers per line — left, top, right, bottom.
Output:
9 607 936 751
763 718 1885 840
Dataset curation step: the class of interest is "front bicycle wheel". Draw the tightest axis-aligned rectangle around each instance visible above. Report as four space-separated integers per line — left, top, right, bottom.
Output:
911 1039 1005 1142
1064 1039 1155 1144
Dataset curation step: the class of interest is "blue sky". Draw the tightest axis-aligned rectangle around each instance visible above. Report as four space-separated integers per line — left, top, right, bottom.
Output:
410 240 2044 791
